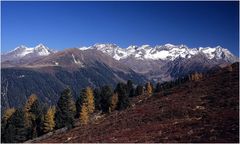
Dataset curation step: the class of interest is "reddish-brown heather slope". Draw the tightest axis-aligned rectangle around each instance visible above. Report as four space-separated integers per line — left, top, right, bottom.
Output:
36 63 239 143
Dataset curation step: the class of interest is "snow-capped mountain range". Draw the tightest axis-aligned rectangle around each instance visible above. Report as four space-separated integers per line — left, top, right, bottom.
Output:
79 43 237 62
1 43 238 110
1 43 238 63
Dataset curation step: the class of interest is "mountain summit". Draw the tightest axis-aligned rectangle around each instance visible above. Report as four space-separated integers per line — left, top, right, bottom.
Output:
2 43 238 63
79 43 238 62
1 44 56 62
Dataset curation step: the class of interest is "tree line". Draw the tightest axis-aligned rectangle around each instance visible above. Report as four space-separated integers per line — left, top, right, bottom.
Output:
1 72 204 143
1 80 146 143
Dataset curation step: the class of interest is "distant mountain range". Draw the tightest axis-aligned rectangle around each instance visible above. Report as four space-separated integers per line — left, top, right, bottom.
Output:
1 43 238 110
80 43 237 62
2 43 237 63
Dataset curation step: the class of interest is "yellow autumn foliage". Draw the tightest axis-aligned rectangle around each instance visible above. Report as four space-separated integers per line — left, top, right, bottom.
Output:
43 106 56 133
2 108 16 121
146 82 153 95
86 87 95 114
110 93 118 112
80 103 89 125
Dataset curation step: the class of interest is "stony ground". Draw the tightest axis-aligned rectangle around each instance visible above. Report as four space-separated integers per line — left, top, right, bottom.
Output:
36 63 239 143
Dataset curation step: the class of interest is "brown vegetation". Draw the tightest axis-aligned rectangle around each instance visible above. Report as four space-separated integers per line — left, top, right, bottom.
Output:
35 63 239 143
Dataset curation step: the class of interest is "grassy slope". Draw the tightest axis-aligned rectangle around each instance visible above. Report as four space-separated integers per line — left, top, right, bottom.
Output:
37 63 239 143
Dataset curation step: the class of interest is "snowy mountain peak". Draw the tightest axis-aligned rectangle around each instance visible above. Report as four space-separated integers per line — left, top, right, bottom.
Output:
93 43 118 49
34 44 52 56
35 43 46 48
17 45 28 49
127 45 138 49
35 43 51 50
3 43 237 63
164 43 176 47
1 44 56 62
78 43 238 62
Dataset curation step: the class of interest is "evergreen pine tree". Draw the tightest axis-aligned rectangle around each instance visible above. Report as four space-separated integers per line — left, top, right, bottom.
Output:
155 82 161 93
3 109 27 143
127 80 133 92
135 85 144 96
127 80 136 97
76 89 86 118
55 88 76 129
100 85 113 113
93 88 101 111
115 83 129 110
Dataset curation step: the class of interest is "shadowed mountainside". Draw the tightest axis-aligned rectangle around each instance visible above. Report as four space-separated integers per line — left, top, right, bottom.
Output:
1 49 146 110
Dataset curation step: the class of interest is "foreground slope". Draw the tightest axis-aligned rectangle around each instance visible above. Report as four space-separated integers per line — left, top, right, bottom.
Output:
37 63 239 143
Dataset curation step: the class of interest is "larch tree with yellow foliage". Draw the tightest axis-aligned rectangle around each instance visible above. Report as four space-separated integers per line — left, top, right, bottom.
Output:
77 87 95 125
80 103 89 125
85 87 95 114
23 94 39 139
43 106 56 133
145 82 153 95
2 108 16 122
1 108 16 139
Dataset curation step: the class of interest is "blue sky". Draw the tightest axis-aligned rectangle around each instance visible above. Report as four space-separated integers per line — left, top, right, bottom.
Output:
1 1 239 56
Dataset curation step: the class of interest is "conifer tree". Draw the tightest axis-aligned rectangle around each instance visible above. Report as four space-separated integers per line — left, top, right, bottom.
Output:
55 88 76 129
1 108 16 126
100 85 113 113
24 94 38 112
110 93 118 112
43 106 55 133
24 94 37 138
135 85 144 96
85 87 95 114
155 82 162 93
76 89 86 118
3 109 27 143
145 82 153 95
1 108 16 142
29 98 44 138
129 88 135 97
76 87 95 119
150 82 154 92
115 83 129 110
127 80 136 97
127 80 133 91
93 88 101 110
79 103 89 125
24 94 43 139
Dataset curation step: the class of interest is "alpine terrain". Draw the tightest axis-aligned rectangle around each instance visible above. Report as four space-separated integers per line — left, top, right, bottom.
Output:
33 62 239 143
1 43 238 110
